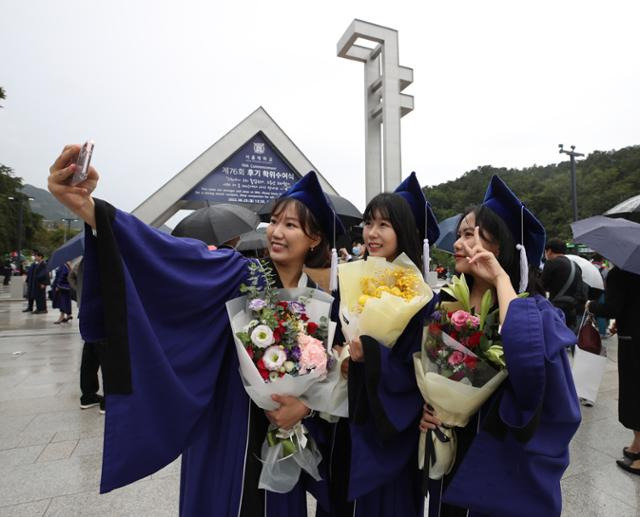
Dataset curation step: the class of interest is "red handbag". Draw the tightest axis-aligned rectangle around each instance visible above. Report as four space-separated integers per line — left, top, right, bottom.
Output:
577 313 602 355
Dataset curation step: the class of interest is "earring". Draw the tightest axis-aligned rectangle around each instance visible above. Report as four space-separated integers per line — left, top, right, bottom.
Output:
310 246 315 252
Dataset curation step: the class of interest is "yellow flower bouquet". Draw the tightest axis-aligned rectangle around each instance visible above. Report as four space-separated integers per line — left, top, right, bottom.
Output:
338 253 433 347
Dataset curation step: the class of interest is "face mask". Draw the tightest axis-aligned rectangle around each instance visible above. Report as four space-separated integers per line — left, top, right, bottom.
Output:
352 247 360 256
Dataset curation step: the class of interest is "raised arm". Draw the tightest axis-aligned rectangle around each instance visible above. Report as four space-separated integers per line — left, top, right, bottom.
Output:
464 226 518 323
48 144 99 228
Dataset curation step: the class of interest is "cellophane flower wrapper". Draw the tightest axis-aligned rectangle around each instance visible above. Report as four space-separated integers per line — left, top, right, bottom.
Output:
226 287 343 492
338 253 433 347
226 287 343 414
414 324 507 479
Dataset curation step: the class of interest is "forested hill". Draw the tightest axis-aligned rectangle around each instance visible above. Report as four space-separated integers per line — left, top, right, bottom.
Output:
423 145 640 241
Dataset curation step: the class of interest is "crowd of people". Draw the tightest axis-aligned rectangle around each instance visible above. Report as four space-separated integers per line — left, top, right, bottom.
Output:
1 142 629 516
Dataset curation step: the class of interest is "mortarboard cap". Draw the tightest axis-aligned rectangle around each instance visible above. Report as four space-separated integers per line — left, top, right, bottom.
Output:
394 172 440 243
482 175 546 268
279 171 346 242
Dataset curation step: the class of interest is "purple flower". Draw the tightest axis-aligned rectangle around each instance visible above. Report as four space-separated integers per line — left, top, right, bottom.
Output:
288 345 301 362
289 301 305 314
430 311 441 322
248 298 266 311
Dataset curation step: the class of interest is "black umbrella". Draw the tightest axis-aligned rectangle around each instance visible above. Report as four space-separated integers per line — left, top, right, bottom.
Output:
257 193 362 227
571 216 640 275
237 230 268 252
172 204 259 246
604 194 640 222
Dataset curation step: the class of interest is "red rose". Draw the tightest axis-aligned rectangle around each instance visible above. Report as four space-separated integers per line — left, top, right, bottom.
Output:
306 321 318 335
257 358 269 380
300 313 309 322
277 301 289 309
463 355 478 370
246 347 254 359
467 331 482 348
449 330 459 341
428 323 442 336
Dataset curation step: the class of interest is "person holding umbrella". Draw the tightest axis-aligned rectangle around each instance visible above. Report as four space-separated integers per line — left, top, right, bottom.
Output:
573 215 640 475
51 261 73 324
47 143 344 517
586 265 640 475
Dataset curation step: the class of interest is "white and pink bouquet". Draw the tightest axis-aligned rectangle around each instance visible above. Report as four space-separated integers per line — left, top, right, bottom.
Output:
226 261 343 492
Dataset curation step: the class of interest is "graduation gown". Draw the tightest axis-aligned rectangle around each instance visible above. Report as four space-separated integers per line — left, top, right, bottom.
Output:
52 264 72 314
319 288 435 517
427 295 581 517
80 199 325 517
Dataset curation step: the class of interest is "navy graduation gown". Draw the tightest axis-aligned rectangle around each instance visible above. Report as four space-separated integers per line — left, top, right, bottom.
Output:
321 288 435 517
80 200 320 517
428 295 581 517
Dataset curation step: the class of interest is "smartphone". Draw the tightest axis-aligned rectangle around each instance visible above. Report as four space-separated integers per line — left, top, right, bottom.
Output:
70 140 94 186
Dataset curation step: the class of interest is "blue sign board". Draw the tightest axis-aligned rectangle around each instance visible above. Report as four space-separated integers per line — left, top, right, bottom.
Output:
183 132 300 205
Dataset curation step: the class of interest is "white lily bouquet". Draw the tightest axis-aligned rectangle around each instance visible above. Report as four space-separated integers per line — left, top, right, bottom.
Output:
225 262 344 493
337 253 434 348
413 274 510 480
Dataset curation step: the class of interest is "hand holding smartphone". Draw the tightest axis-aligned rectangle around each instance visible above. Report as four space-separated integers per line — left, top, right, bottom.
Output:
70 140 94 186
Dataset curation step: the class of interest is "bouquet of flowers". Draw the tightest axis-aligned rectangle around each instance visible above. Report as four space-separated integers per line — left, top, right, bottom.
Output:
338 253 433 348
413 274 510 480
225 261 343 493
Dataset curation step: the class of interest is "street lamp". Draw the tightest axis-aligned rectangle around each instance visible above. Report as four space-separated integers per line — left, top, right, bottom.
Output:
7 194 34 257
61 217 78 242
558 144 584 222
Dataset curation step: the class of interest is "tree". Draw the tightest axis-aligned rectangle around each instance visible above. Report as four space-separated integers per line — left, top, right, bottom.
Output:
0 165 44 256
424 145 640 243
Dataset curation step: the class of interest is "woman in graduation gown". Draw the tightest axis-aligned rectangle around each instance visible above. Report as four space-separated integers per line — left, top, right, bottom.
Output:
421 176 581 517
321 173 440 517
47 145 343 517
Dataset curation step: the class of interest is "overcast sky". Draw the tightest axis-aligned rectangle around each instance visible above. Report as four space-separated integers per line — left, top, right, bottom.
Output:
2 0 639 220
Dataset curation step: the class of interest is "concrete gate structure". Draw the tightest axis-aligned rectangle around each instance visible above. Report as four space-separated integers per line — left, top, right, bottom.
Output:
131 107 338 227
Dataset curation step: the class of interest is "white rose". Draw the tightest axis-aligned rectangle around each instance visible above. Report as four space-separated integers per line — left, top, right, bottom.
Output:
251 325 274 348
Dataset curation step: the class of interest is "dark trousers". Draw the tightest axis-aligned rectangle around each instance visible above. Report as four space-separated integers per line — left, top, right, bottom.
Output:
80 342 103 397
34 287 47 311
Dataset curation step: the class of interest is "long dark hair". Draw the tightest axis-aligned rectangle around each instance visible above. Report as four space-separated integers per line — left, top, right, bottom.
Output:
460 205 518 289
362 193 422 268
456 205 544 296
270 198 330 268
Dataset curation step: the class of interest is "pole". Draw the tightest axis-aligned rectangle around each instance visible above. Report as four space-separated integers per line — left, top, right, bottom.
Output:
570 154 578 222
558 144 584 222
17 197 23 257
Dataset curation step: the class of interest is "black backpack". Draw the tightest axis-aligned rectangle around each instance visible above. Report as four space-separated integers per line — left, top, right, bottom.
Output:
552 259 588 331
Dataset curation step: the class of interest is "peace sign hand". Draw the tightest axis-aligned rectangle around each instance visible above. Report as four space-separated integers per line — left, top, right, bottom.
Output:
461 226 509 287
48 145 98 228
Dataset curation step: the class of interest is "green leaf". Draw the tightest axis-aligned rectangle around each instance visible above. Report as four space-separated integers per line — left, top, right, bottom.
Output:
478 289 493 330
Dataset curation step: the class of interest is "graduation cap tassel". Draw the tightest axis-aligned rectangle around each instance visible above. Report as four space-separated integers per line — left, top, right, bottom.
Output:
329 210 338 292
516 244 528 293
423 238 430 282
517 206 528 293
330 248 338 292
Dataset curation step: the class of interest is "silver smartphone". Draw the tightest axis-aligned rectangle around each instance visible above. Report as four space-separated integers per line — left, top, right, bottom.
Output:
70 140 94 186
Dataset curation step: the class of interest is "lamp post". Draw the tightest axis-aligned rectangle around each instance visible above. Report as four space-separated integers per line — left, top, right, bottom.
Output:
61 218 78 242
7 194 34 257
558 144 584 222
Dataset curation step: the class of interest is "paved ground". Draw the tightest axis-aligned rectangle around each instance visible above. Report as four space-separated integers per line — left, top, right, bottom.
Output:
1 284 639 516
